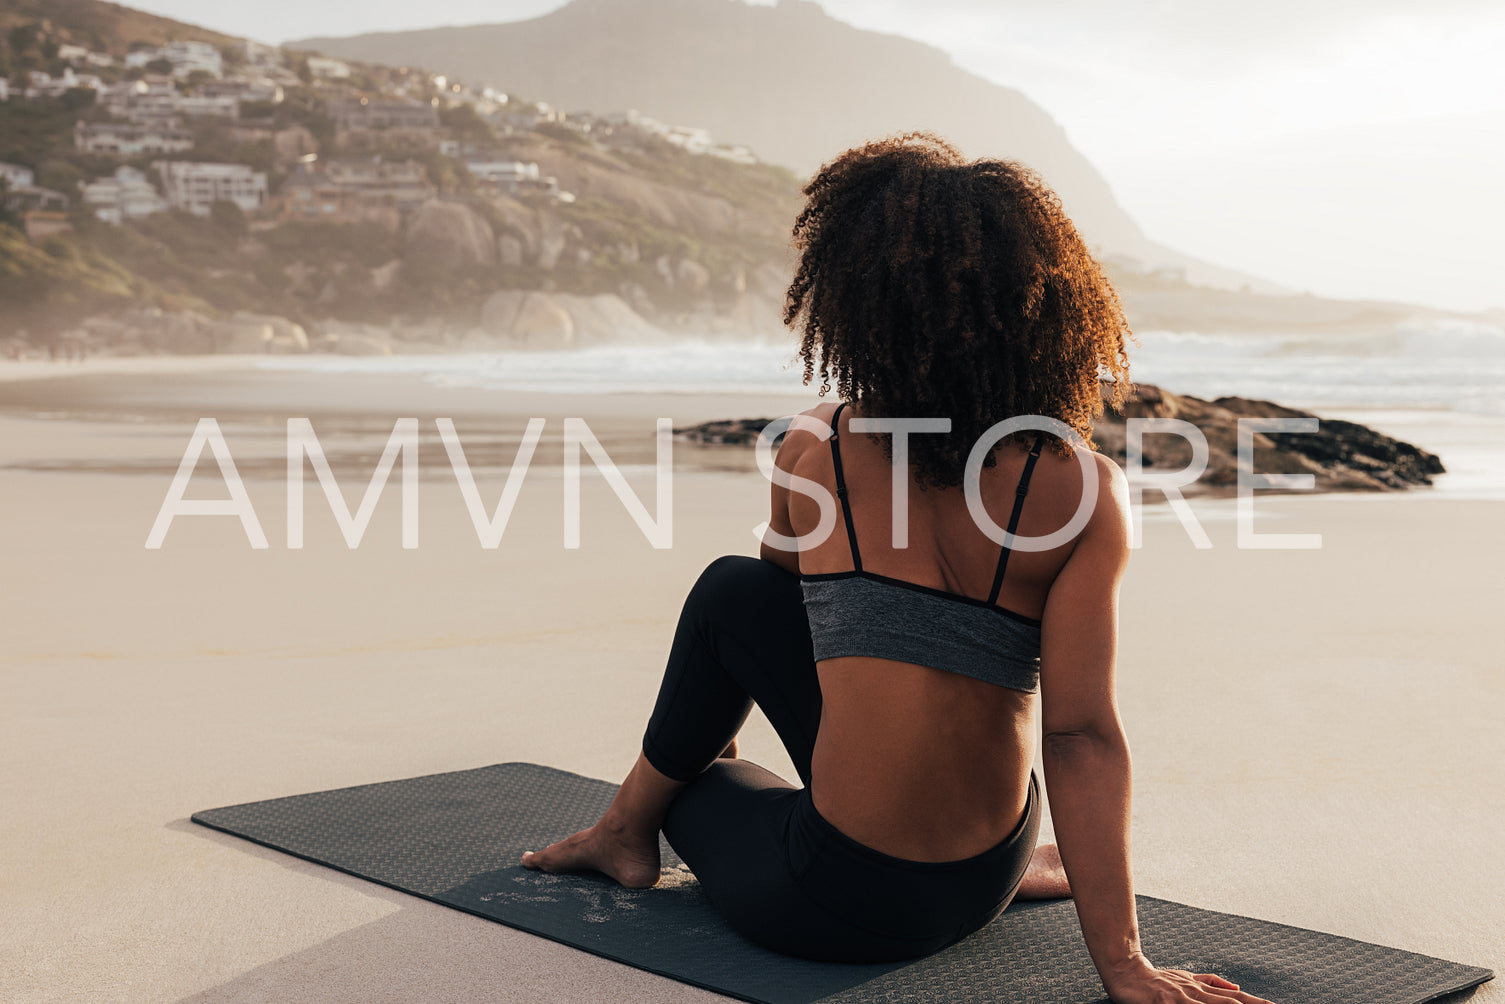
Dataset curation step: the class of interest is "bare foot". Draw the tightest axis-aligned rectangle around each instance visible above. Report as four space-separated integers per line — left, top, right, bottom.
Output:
1015 843 1072 900
520 817 662 889
720 737 738 759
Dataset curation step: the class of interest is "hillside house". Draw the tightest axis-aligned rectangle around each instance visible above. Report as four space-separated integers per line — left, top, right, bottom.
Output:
243 40 281 70
330 98 440 132
106 82 239 122
707 143 758 165
197 78 284 105
75 122 194 156
24 68 104 98
18 209 72 240
465 160 561 199
57 44 116 68
465 160 539 186
278 158 435 227
126 41 223 79
82 166 170 224
3 187 68 212
325 158 435 207
154 161 268 215
306 57 351 80
0 171 68 238
0 162 36 189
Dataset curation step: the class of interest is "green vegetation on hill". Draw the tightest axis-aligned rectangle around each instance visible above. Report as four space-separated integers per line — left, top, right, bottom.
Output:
3 0 1481 349
0 112 808 342
0 88 112 193
0 217 159 335
0 0 235 62
0 0 820 342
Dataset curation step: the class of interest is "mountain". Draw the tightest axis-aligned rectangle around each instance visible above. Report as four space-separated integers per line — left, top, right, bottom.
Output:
292 0 1268 290
0 0 235 56
9 0 1476 351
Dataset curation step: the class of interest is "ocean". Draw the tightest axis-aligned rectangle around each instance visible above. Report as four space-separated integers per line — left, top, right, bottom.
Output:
255 320 1505 498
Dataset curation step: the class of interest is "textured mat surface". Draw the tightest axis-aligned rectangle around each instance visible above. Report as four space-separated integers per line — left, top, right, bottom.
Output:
192 762 1493 1004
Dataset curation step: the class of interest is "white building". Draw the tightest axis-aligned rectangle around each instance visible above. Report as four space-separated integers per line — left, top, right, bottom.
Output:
663 125 715 155
173 95 240 119
306 56 351 80
465 160 563 198
1 184 68 214
105 89 178 123
82 166 169 224
164 41 223 77
466 160 540 185
24 68 104 98
197 78 284 105
0 162 35 189
154 161 268 216
57 44 115 68
104 83 237 122
243 40 282 69
75 121 194 156
126 41 223 79
330 98 438 131
707 143 758 165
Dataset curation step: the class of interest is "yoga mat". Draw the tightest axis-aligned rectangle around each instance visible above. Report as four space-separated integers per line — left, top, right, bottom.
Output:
192 762 1493 1004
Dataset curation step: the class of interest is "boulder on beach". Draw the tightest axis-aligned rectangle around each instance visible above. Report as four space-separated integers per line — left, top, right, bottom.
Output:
673 383 1445 494
478 290 666 348
1093 383 1444 491
230 311 310 354
480 291 575 348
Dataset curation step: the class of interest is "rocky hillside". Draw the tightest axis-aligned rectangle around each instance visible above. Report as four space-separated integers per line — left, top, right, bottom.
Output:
1 0 1494 355
295 0 1270 292
0 0 235 56
0 0 806 348
296 0 1143 249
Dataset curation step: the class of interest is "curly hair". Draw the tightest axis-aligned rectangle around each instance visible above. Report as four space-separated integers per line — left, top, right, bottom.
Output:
783 131 1132 488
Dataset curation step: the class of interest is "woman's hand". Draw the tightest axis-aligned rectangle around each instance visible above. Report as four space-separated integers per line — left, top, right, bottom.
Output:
1103 953 1275 1004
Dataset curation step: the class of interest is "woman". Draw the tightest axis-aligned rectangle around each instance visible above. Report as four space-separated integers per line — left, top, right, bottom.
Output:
523 132 1271 1004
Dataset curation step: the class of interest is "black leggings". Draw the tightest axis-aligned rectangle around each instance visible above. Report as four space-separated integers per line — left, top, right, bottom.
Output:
642 555 1041 964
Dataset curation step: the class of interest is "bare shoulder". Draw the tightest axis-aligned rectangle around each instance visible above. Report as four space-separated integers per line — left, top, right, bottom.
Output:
1035 443 1127 512
1088 450 1130 519
1075 449 1131 558
773 402 840 471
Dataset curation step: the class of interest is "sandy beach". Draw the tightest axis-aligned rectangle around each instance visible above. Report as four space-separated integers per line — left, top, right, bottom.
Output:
1 360 1501 1002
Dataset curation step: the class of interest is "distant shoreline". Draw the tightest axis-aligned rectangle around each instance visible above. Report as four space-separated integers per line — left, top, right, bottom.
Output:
3 357 1499 499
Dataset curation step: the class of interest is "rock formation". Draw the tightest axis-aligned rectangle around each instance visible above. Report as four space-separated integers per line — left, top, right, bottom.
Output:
403 200 497 268
673 384 1445 493
477 290 667 348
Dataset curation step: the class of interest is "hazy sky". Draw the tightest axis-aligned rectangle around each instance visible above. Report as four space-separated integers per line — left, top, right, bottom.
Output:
129 0 1504 312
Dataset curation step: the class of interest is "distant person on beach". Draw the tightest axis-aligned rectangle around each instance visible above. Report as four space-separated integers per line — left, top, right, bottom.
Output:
524 132 1272 1004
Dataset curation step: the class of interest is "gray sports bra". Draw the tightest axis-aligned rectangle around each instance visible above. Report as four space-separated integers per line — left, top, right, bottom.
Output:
800 403 1046 694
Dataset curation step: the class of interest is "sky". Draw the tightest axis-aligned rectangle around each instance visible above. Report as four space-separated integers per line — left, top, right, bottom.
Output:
126 0 1505 313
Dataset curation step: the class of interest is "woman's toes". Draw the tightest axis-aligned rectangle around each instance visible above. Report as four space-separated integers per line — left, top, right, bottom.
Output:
517 826 662 888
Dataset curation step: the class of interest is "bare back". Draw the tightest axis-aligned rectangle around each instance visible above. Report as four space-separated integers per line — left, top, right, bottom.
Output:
770 401 1094 862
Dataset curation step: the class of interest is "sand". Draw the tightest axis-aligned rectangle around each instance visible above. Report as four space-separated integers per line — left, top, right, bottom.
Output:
0 361 1500 1002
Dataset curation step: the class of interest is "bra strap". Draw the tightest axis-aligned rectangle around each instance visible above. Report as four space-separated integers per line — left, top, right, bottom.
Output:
828 402 862 572
987 433 1048 605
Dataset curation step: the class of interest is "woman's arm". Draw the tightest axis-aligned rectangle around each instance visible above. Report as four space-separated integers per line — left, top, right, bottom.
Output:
758 411 818 575
1038 454 1138 981
1039 455 1271 1004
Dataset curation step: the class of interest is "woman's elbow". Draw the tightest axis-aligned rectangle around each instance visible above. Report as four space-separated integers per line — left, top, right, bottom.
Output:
1042 723 1130 765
